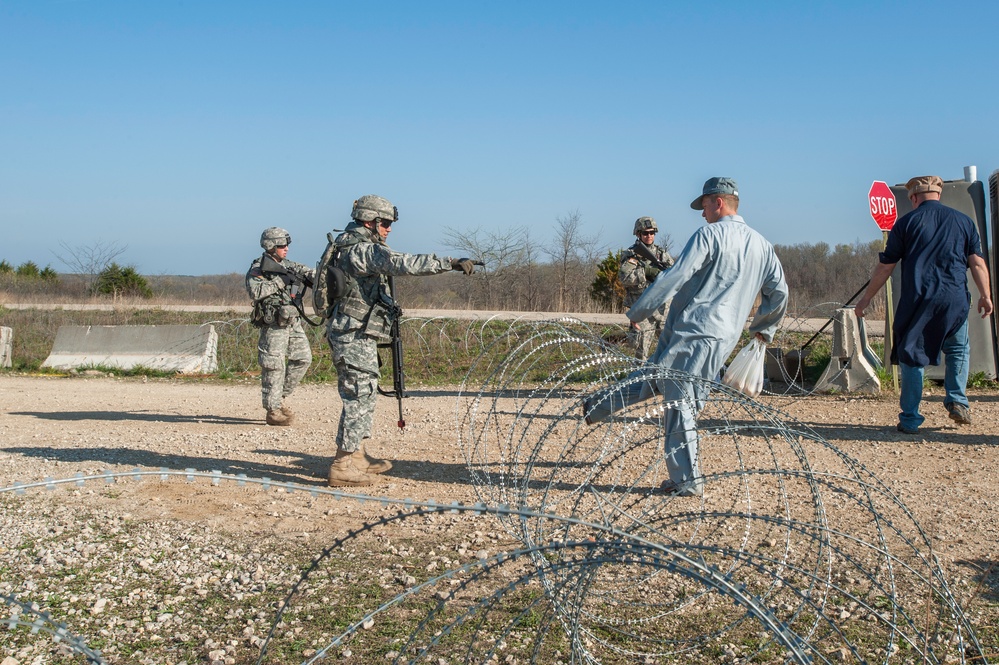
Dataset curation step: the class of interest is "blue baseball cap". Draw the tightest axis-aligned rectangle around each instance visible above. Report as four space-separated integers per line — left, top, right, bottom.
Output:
690 177 739 210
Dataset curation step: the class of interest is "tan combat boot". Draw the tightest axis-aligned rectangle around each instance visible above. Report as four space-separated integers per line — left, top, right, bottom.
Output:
280 405 295 424
266 409 291 426
350 445 392 475
327 450 378 487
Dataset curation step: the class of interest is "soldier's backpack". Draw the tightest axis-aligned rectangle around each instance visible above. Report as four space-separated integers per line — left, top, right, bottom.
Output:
313 232 350 320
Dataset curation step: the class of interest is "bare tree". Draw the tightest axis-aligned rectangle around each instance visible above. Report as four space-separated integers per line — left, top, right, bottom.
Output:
441 225 530 309
657 232 676 259
543 210 602 311
513 228 544 311
53 239 128 294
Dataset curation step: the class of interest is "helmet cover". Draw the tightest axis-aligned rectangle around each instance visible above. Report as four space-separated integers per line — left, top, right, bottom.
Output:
633 216 658 236
260 227 291 251
351 195 398 223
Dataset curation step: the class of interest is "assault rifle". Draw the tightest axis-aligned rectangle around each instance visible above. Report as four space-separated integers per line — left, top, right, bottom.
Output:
630 242 672 273
376 276 407 430
260 253 323 326
374 262 482 431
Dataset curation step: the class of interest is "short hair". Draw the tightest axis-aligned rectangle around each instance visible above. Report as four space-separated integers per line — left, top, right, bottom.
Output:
719 193 740 211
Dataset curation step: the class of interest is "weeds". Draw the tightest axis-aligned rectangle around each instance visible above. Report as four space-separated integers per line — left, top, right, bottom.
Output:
968 371 999 389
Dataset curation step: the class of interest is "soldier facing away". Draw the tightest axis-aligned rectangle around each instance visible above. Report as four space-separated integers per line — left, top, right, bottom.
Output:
618 216 674 361
245 227 316 426
325 195 476 487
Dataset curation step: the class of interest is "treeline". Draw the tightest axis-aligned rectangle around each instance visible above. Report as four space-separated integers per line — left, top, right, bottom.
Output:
0 260 59 282
1 240 885 317
0 260 155 300
773 240 884 315
390 239 884 316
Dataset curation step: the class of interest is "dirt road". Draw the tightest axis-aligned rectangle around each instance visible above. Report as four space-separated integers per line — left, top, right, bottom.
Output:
1 373 996 556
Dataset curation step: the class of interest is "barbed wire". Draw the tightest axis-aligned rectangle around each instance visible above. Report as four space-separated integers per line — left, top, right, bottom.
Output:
454 317 985 663
46 311 848 398
4 319 981 664
762 302 867 399
204 314 849 394
1 594 104 664
1 464 986 664
202 316 632 382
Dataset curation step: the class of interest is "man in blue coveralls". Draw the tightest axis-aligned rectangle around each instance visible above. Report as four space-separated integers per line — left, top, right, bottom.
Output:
854 175 993 435
584 177 788 496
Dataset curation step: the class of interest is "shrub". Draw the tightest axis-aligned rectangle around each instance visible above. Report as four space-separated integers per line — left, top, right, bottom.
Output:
92 263 153 298
15 261 40 278
589 250 625 312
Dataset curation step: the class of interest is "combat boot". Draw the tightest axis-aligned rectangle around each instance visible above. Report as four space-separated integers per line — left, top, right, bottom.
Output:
327 450 378 487
350 445 392 474
280 405 295 424
266 409 291 426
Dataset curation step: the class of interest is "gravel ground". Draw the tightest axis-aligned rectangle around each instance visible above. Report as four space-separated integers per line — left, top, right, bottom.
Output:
1 375 997 664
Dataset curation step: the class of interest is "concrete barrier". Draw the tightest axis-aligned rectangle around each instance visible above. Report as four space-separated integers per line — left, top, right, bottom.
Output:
41 324 218 373
0 326 11 368
814 309 880 394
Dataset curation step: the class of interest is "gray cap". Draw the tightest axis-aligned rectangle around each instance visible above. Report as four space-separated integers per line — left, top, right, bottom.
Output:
690 177 739 210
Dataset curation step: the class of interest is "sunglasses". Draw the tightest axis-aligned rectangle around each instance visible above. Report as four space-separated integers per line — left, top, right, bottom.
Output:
377 219 394 228
640 230 656 236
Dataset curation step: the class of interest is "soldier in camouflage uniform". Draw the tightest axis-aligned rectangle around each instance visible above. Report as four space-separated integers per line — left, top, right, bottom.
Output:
245 227 316 426
326 195 476 487
619 216 674 361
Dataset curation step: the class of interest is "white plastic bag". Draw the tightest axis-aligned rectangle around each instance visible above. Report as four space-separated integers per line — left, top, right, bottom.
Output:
722 337 766 398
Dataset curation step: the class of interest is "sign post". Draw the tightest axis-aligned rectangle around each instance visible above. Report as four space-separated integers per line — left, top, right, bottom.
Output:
868 181 899 390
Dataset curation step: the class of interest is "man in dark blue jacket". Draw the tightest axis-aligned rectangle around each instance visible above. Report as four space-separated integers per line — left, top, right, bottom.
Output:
855 175 993 434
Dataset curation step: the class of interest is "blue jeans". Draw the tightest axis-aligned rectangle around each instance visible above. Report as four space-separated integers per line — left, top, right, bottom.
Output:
898 319 969 429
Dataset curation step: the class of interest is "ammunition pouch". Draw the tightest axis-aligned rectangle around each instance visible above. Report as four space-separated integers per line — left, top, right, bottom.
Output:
250 295 286 329
364 300 396 340
251 301 274 328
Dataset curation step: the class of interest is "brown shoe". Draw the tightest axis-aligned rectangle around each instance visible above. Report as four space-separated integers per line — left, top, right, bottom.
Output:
327 451 378 487
280 405 295 424
266 409 291 426
351 446 393 475
945 402 972 425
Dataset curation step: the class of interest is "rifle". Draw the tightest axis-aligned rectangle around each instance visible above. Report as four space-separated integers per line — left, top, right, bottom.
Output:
630 242 671 272
260 253 324 326
376 276 407 430
372 262 479 431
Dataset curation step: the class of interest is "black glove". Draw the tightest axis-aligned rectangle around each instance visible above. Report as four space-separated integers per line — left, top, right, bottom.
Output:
451 258 476 275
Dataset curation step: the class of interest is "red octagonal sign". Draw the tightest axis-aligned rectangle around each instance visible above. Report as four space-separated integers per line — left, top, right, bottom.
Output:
869 181 897 230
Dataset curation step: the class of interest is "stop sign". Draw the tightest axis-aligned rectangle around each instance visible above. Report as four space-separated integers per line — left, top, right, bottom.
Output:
868 181 897 230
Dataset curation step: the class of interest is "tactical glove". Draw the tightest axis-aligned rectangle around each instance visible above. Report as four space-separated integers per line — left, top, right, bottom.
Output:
451 258 476 275
645 265 661 281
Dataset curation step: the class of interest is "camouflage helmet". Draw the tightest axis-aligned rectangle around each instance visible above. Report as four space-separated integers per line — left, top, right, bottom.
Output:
260 227 291 251
351 195 398 223
633 216 658 236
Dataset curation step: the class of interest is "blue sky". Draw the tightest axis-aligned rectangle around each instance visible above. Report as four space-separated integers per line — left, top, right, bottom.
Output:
3 1 998 277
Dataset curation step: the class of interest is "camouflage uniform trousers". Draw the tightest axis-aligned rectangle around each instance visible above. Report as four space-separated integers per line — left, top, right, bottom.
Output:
630 304 667 362
326 328 380 453
258 321 312 411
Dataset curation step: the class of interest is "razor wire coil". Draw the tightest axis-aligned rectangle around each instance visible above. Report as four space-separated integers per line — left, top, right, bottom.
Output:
1 318 987 664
